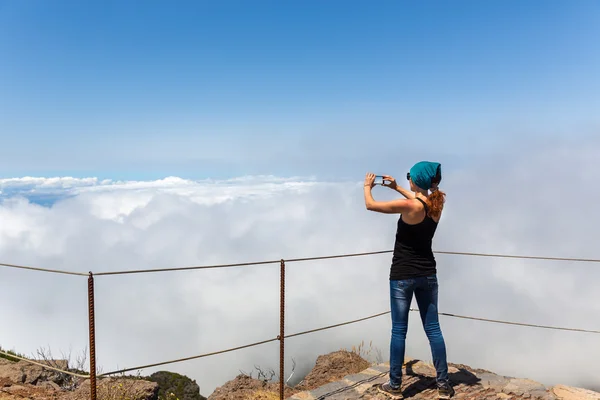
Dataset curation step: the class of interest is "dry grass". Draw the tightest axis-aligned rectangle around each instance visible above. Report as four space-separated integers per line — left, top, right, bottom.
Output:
346 340 383 364
247 390 280 400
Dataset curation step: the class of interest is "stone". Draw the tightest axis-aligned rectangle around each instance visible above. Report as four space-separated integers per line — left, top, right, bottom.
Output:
0 359 68 386
551 384 600 400
477 372 511 389
39 381 61 390
0 360 26 384
308 380 355 398
285 357 589 400
287 392 315 400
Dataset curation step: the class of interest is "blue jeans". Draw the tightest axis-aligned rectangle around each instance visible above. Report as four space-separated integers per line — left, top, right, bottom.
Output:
389 275 449 388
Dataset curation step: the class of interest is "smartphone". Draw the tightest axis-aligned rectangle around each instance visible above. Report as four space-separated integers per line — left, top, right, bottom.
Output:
374 175 385 185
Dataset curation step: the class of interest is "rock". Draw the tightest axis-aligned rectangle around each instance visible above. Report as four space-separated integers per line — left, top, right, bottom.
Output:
69 377 159 400
39 381 61 390
21 364 44 385
0 383 59 400
295 350 371 391
208 374 298 400
0 358 158 400
3 384 28 393
289 356 569 400
552 384 600 400
503 378 548 396
208 350 371 400
208 375 273 400
0 359 26 384
0 358 69 386
476 372 511 390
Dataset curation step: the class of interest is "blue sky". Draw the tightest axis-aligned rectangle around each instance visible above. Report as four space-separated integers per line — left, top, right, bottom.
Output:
1 0 599 180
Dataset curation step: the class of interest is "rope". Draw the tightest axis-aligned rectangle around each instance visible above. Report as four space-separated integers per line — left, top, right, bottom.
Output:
286 249 600 264
433 250 600 263
0 262 87 276
285 311 391 338
84 308 600 378
285 250 393 263
92 250 600 276
432 310 600 334
0 350 90 378
286 309 600 339
97 338 279 377
3 250 600 277
93 259 281 276
91 251 394 276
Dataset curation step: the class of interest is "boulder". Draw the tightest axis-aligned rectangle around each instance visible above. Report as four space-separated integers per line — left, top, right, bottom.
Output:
552 384 600 400
295 350 370 390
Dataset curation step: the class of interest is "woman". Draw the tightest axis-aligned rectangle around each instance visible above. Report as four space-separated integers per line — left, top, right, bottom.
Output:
363 161 454 399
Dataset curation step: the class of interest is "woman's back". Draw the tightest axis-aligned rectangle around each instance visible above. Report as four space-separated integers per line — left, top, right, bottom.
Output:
390 197 439 280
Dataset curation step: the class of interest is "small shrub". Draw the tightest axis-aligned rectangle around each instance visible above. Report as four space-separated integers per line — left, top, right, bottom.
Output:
0 346 24 363
148 371 206 400
249 390 280 400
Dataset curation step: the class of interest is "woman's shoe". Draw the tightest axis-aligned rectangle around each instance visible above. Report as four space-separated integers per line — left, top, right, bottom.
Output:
376 382 404 399
437 381 455 399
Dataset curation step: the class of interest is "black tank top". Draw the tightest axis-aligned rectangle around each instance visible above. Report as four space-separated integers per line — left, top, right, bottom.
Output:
390 197 438 280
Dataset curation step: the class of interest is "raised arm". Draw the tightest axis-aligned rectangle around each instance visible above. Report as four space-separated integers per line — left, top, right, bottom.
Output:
383 175 415 199
364 173 416 214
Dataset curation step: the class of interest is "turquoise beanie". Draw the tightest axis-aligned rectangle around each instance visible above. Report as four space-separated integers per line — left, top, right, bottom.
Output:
409 161 442 190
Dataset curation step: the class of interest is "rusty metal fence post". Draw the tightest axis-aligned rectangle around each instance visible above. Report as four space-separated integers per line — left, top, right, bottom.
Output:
88 272 97 400
279 259 285 400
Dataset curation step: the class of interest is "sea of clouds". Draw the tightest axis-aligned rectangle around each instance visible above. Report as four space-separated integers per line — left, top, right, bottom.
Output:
1 141 599 394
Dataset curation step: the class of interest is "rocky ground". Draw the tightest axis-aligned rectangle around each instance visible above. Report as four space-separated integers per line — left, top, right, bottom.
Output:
2 351 599 400
207 350 369 400
0 358 160 400
288 357 600 400
207 350 600 399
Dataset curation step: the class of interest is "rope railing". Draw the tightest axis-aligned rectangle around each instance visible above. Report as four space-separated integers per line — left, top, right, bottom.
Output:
432 250 600 263
0 350 90 378
85 250 600 275
433 310 600 334
97 338 280 377
93 259 282 276
3 249 600 400
3 249 599 277
6 307 600 380
285 311 392 339
0 261 88 276
89 307 600 378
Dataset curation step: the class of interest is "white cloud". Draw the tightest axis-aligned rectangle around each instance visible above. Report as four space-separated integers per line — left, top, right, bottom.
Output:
1 142 600 395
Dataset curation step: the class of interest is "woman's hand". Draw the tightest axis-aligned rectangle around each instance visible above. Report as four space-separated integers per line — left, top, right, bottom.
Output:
383 175 398 190
383 175 415 199
364 173 376 188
